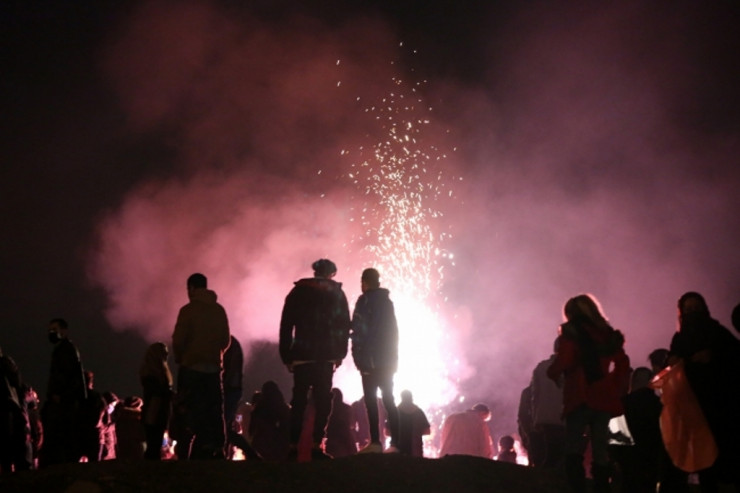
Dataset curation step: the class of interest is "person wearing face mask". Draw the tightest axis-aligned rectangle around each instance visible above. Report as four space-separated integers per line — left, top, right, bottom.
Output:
39 318 87 468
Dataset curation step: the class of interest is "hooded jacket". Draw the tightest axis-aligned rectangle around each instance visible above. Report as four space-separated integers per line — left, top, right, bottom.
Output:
351 287 399 373
547 322 630 418
172 288 231 372
279 277 350 365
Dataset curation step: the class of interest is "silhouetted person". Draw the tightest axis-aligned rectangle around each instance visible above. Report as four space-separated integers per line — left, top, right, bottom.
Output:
220 335 259 461
22 384 43 468
39 318 87 468
397 390 430 457
648 348 669 374
547 294 630 493
516 384 533 463
351 396 388 449
168 391 191 460
439 403 494 459
113 396 145 460
222 335 244 459
233 392 260 460
351 267 400 454
497 435 517 464
528 338 565 468
100 391 118 460
279 259 351 461
324 388 357 458
249 381 290 461
172 273 231 459
79 370 106 462
1 346 32 473
669 292 740 492
140 342 173 460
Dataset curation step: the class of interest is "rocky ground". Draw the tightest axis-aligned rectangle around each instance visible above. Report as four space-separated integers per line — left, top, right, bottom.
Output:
0 454 571 493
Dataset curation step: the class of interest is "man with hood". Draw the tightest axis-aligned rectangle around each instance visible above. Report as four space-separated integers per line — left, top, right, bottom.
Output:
172 273 231 459
279 258 350 460
351 267 400 453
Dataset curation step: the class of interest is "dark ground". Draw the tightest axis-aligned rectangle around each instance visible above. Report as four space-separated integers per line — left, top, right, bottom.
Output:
0 455 571 493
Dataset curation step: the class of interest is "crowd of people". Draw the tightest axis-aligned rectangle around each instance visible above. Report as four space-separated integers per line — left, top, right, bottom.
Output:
3 259 740 493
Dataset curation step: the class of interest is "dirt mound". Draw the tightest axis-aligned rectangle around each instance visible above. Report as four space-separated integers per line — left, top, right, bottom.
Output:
1 455 570 493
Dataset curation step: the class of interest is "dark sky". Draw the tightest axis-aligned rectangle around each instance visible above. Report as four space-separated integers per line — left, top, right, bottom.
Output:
2 0 739 442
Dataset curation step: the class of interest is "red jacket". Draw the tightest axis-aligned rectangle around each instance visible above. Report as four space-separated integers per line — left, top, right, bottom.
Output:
547 323 630 418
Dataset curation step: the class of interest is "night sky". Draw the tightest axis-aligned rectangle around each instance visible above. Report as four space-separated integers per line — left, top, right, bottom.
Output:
2 0 739 443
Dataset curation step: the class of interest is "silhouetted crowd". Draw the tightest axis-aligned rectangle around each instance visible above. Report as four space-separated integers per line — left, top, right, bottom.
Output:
3 261 740 493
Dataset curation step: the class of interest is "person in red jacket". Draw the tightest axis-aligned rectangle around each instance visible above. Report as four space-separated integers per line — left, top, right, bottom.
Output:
547 294 630 493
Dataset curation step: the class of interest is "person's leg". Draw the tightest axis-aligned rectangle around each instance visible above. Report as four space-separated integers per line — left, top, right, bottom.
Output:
311 362 334 448
361 373 380 444
377 371 399 448
543 424 566 468
205 371 225 458
289 365 311 446
564 406 589 493
144 424 162 460
188 370 225 459
589 410 612 493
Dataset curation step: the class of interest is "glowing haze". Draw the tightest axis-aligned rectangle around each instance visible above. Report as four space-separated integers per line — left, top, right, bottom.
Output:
88 2 470 414
87 1 740 441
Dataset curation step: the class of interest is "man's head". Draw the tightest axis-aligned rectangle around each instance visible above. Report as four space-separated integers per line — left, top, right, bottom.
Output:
361 268 380 293
648 348 669 371
677 291 710 328
48 318 68 344
312 259 337 279
187 273 207 290
472 403 491 422
187 273 207 299
400 389 413 403
630 366 653 392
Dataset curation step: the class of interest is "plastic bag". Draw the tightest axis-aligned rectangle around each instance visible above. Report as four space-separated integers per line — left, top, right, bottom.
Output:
650 359 718 472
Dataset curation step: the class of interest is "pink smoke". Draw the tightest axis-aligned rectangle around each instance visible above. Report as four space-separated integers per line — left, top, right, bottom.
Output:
88 1 740 443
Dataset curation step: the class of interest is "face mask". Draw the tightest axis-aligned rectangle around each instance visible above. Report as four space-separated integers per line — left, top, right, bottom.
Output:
48 331 61 344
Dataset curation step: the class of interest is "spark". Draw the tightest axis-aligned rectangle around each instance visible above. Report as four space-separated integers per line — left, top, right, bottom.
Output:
341 72 464 447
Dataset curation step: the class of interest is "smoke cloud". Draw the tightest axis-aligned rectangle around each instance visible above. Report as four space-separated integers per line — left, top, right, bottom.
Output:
88 0 740 439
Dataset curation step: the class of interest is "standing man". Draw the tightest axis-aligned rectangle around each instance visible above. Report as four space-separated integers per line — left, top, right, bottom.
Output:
39 318 87 467
528 339 566 468
351 267 400 453
172 273 231 459
279 258 350 460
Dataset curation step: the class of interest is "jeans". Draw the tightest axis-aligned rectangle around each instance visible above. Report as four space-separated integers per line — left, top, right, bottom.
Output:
177 367 225 459
289 361 335 446
361 369 399 446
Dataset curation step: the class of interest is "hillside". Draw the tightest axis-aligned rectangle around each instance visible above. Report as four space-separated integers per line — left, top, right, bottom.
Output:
0 455 571 493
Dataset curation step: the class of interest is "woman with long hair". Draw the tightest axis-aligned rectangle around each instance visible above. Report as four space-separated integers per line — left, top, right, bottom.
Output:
547 294 630 493
139 342 173 460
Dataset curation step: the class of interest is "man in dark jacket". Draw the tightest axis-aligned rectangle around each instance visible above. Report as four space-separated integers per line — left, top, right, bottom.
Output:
351 267 400 453
39 318 87 468
279 258 350 460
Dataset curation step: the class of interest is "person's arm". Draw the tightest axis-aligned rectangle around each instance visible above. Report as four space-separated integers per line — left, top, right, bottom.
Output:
547 337 576 383
279 290 296 366
172 307 188 365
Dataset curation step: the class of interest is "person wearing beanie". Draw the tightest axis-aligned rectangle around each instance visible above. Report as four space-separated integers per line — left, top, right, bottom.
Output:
279 259 350 461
